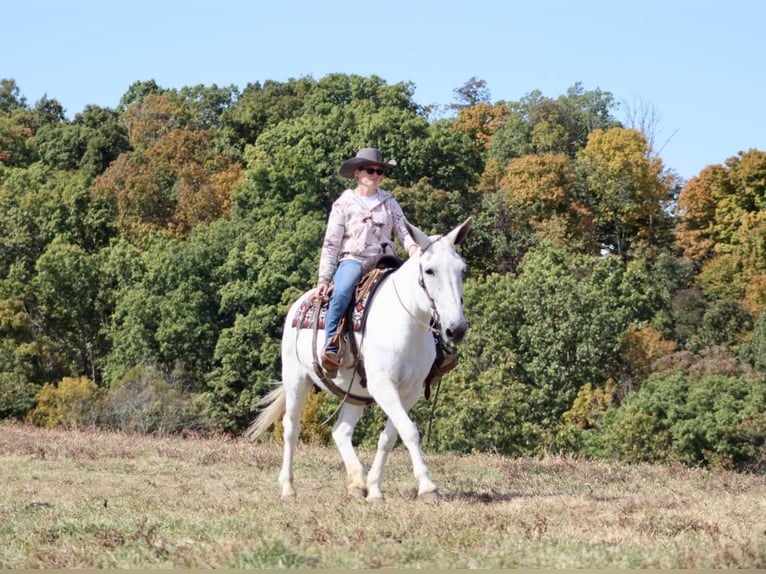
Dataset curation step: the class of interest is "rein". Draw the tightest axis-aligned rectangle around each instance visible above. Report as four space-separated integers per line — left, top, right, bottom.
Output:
390 242 442 334
391 275 439 334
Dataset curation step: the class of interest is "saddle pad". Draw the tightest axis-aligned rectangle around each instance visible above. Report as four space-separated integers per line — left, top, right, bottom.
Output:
291 267 394 332
292 298 328 330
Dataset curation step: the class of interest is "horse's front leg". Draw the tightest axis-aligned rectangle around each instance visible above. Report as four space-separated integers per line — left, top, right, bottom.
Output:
367 380 438 501
332 403 368 498
366 417 397 500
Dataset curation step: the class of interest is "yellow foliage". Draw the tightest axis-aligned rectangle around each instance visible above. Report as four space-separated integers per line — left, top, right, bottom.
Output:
299 389 333 445
272 389 333 445
28 377 101 429
562 381 615 429
578 128 668 234
675 150 766 300
673 165 729 262
698 254 746 302
453 102 508 151
499 154 594 245
743 273 766 317
0 299 29 332
621 326 678 383
476 157 505 194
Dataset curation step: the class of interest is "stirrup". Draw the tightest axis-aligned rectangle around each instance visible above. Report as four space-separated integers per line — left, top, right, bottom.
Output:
321 347 342 377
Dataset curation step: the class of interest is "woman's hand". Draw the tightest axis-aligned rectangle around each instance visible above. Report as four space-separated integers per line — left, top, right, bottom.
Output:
315 282 329 300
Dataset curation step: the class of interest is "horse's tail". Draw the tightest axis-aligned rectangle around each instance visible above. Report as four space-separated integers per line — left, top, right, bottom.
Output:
244 384 286 440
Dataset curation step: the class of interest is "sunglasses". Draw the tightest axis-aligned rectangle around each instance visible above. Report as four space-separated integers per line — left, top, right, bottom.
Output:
360 167 385 176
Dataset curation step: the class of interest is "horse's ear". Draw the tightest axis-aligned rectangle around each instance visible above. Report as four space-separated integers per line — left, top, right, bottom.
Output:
447 217 473 246
404 218 431 248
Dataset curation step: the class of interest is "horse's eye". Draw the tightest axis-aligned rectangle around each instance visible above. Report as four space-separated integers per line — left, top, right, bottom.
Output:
424 268 435 276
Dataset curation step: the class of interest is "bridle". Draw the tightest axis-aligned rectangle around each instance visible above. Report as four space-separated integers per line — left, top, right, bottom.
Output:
391 237 443 335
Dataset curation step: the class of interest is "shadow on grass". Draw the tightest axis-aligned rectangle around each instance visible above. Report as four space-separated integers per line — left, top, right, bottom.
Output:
446 489 622 504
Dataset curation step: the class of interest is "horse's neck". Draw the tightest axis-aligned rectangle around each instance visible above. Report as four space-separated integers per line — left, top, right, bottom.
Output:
380 256 433 327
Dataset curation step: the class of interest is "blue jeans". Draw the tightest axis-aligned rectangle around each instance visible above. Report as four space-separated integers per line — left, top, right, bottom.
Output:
324 260 363 349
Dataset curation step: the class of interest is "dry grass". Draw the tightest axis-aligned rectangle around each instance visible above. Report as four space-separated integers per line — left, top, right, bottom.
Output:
1 421 765 568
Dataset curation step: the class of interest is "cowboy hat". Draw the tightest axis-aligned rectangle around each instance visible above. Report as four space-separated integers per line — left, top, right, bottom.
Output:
339 148 397 178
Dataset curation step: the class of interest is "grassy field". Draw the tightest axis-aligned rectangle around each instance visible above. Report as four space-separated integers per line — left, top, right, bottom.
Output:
1 421 765 568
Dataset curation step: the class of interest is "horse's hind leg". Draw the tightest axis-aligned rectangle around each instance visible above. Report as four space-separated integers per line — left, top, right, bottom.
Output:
279 371 312 499
332 403 367 498
367 383 438 501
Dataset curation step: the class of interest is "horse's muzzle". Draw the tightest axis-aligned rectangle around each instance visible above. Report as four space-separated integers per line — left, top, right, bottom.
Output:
444 321 468 345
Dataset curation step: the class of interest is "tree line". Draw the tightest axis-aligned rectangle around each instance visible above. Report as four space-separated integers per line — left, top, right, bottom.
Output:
1 75 764 471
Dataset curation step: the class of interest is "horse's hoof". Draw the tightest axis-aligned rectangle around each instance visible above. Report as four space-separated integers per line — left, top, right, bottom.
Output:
348 487 368 499
418 489 440 503
366 488 384 502
280 488 297 500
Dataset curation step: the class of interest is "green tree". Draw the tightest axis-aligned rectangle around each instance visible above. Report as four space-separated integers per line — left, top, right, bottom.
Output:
0 298 58 419
104 232 225 388
0 101 36 167
33 239 108 381
0 79 27 113
0 167 113 277
73 105 131 177
218 77 312 161
177 83 238 130
426 273 549 454
302 73 418 116
751 311 766 372
426 243 668 456
33 122 91 171
205 214 322 430
487 83 620 166
510 246 630 418
118 79 165 110
29 95 65 131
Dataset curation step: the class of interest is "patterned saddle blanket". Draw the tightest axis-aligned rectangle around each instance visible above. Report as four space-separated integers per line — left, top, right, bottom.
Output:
291 262 398 332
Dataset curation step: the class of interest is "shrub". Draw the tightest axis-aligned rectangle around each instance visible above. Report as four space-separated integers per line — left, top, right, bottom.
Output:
28 376 101 429
555 381 616 454
100 364 214 434
728 413 766 472
425 367 549 456
751 311 766 372
594 372 766 470
0 372 39 420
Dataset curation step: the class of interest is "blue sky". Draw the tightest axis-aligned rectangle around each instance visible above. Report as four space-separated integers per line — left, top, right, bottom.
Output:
5 0 764 181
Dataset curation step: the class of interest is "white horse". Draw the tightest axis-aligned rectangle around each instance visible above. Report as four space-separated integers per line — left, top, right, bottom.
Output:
246 217 471 500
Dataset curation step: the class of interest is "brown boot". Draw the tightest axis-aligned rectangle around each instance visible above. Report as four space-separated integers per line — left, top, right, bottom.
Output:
321 345 342 377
